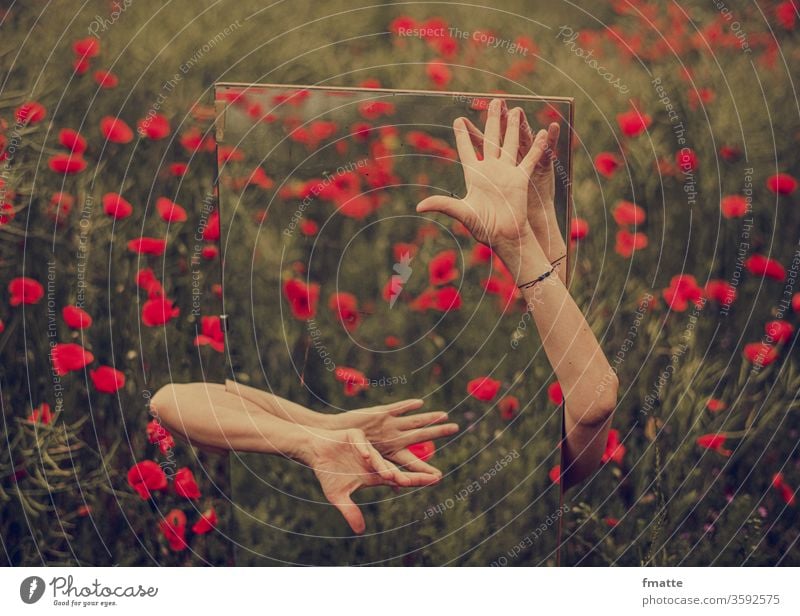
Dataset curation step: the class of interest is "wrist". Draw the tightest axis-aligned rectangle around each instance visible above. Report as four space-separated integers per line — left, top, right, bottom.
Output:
294 426 336 467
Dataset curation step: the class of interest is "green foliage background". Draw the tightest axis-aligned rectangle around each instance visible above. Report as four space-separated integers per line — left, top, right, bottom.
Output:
1 0 799 565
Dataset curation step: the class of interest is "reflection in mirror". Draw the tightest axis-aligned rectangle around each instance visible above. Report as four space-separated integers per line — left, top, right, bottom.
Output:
213 83 574 565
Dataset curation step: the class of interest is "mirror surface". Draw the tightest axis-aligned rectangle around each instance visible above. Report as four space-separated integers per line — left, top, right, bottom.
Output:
214 83 573 565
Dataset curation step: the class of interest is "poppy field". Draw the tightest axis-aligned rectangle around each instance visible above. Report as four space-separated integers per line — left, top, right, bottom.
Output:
1 0 800 566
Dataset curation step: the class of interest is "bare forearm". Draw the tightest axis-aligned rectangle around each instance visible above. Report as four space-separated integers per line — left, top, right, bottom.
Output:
529 203 568 286
222 379 338 429
151 382 319 460
497 229 617 485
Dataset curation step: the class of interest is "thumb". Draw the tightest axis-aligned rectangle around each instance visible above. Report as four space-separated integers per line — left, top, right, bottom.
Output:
332 492 366 534
416 195 466 225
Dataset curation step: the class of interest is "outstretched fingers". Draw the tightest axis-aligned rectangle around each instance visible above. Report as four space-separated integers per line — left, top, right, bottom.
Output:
520 128 550 174
501 108 522 162
391 448 443 477
384 398 426 416
396 423 460 449
396 410 449 430
483 98 503 158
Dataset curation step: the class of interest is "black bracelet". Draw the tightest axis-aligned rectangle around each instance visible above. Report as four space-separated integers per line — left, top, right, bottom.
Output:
517 261 561 290
550 254 567 266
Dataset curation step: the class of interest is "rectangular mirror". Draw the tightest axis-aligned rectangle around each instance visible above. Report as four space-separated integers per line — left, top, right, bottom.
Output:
214 82 574 565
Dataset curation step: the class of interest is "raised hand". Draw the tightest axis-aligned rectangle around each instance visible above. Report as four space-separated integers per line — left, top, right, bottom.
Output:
309 428 441 533
416 98 549 255
335 399 459 476
456 107 563 253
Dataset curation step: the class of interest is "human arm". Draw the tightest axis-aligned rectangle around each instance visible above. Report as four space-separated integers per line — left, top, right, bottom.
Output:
150 382 440 532
416 99 618 488
221 379 458 475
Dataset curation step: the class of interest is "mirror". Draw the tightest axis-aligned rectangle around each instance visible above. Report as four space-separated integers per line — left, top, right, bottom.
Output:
214 83 574 565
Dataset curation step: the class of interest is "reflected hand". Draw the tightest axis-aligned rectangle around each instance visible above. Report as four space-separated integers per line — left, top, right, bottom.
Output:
456 108 562 240
416 98 549 256
336 399 459 477
309 428 441 533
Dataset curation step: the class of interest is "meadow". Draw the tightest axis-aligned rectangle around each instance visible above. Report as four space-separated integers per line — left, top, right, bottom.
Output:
1 0 799 565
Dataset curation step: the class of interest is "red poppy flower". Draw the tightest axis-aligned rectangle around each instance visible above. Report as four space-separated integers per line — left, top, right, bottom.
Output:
127 237 167 256
15 101 46 125
498 395 520 421
766 173 797 195
62 305 92 329
771 472 796 506
48 153 87 174
100 116 134 144
704 280 736 307
334 366 369 396
433 286 461 311
93 69 118 88
570 217 589 240
147 419 175 455
706 398 727 413
765 320 794 344
138 113 170 140
159 509 188 551
549 465 561 484
89 366 125 393
408 440 436 462
73 37 100 58
613 200 645 226
662 274 704 312
743 342 779 367
389 15 416 35
467 376 501 402
328 292 361 332
51 343 94 375
676 148 698 172
745 254 786 281
194 315 225 352
202 209 220 241
73 57 90 75
594 152 621 178
127 460 168 500
136 268 164 297
696 433 732 456
47 192 75 222
358 100 395 120
720 195 748 218
192 508 218 534
793 292 800 313
547 381 564 405
288 216 314 237
9 276 44 305
393 242 418 263
429 249 458 286
283 279 319 321
174 467 201 499
616 108 651 137
0 201 14 225
58 128 87 154
156 197 187 223
615 229 648 258
602 429 626 465
719 145 742 162
102 193 133 219
169 162 188 177
776 1 798 30
28 402 53 425
142 297 180 327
